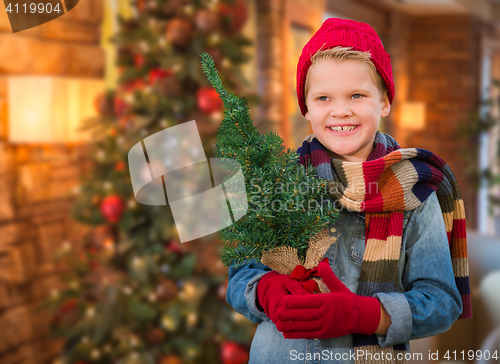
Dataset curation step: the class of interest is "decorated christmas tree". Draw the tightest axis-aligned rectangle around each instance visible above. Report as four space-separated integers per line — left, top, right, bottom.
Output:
200 53 340 279
45 1 256 364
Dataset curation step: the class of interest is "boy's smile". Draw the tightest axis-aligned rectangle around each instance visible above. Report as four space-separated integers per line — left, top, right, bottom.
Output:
304 59 391 162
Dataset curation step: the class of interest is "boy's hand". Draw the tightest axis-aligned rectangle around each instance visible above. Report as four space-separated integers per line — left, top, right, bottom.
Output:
275 259 381 339
256 270 309 323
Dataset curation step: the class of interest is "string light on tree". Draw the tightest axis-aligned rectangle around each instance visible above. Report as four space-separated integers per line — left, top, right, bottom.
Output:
90 349 101 360
86 307 96 318
186 312 198 327
129 335 139 347
132 257 144 269
208 33 220 45
183 4 194 15
148 292 157 302
71 185 80 195
61 241 72 252
161 315 176 332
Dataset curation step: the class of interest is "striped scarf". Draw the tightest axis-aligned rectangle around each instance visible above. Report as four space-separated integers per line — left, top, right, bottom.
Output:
297 131 471 363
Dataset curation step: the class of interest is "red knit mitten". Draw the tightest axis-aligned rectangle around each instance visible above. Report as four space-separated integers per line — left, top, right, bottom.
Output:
275 259 381 339
257 271 309 323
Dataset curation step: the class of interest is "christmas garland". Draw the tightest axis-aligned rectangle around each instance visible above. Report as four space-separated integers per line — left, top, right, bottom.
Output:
200 53 340 268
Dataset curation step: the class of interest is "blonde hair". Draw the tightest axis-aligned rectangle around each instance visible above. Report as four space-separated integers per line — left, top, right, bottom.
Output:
304 46 387 102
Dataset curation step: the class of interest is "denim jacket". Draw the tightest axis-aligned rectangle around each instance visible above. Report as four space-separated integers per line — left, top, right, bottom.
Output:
226 191 463 364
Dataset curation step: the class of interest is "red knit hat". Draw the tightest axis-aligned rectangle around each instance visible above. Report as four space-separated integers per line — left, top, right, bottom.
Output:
296 18 394 116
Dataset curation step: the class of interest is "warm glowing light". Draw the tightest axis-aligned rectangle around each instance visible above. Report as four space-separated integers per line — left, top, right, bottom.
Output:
399 101 426 131
8 76 104 143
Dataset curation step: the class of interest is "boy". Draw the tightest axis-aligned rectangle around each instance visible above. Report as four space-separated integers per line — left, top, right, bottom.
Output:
226 18 471 363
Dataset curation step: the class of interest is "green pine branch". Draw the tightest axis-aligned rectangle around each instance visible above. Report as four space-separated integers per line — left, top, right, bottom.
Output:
200 53 340 268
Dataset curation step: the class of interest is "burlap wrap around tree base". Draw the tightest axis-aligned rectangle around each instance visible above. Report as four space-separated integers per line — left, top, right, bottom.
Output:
261 229 336 293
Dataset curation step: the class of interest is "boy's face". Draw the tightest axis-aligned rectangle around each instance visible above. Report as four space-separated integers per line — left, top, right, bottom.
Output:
304 59 391 162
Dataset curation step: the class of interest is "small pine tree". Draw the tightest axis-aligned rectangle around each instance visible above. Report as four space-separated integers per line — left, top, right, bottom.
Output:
200 53 340 268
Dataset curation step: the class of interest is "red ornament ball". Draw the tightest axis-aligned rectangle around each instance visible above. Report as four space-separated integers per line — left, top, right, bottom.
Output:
114 96 129 118
120 79 146 93
162 0 190 16
196 87 223 114
114 79 145 117
135 54 145 69
146 328 167 345
94 92 114 117
220 341 249 364
166 240 184 255
114 161 125 172
159 355 183 364
218 0 248 34
148 68 173 87
148 68 183 97
136 0 146 12
100 195 125 224
195 9 219 34
60 298 78 314
52 298 80 329
156 279 179 302
165 18 194 47
159 77 183 98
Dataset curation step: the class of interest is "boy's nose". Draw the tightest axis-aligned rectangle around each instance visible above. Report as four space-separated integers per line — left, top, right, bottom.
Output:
329 104 352 118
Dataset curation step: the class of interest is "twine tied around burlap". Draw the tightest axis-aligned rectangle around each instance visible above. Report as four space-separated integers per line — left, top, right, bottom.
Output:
261 229 336 293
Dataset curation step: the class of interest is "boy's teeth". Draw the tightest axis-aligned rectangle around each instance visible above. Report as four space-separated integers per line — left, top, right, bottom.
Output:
330 125 356 132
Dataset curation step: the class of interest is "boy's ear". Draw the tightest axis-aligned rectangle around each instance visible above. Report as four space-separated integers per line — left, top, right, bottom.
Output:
381 93 391 118
304 110 311 122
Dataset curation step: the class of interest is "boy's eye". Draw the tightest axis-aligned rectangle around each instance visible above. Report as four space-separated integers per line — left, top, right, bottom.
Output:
352 94 363 99
318 96 329 101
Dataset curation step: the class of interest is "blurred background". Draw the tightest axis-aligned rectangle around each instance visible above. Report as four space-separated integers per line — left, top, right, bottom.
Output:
0 0 500 363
